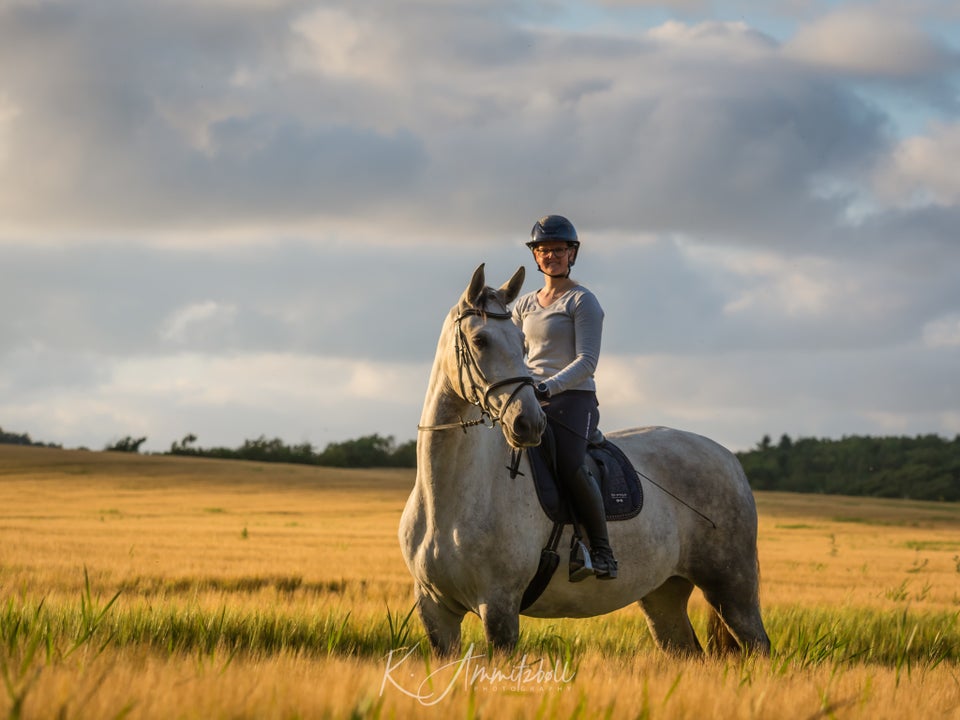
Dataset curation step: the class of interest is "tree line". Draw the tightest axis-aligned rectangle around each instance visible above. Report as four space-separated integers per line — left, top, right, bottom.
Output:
1 425 415 468
736 433 960 502
0 426 61 448
166 433 416 468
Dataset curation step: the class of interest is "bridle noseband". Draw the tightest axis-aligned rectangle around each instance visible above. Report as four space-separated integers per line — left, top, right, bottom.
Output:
418 306 535 434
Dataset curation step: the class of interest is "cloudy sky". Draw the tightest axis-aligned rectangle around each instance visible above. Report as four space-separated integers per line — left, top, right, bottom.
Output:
2 0 959 454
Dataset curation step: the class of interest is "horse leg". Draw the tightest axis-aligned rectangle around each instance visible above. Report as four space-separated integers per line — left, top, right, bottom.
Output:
479 600 520 653
416 585 464 657
637 576 704 656
701 584 771 656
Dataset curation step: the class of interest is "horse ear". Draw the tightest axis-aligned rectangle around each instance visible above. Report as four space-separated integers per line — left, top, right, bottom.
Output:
463 263 487 308
498 266 525 305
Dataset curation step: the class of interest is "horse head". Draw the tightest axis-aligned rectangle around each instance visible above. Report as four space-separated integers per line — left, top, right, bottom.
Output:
441 264 546 449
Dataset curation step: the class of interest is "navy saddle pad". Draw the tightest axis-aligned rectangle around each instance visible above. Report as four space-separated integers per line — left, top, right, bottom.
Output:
527 437 643 524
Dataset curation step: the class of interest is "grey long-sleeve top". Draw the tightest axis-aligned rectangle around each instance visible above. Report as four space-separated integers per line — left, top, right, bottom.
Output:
511 285 604 396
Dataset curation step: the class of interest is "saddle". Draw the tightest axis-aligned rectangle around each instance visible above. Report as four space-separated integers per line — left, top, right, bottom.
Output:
519 429 643 611
526 428 644 524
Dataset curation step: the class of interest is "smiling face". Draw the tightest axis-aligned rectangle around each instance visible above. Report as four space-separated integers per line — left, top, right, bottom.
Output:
531 243 576 277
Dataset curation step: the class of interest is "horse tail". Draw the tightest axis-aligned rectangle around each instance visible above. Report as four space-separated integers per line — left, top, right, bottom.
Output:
706 609 741 654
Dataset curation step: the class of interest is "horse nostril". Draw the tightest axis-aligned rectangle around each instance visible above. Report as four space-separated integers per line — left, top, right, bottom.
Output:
515 411 546 441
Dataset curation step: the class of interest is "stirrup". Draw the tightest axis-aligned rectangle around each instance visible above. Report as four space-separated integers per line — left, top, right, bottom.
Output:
568 539 594 582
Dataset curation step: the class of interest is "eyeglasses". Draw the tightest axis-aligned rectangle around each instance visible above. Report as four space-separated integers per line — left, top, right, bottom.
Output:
533 246 571 257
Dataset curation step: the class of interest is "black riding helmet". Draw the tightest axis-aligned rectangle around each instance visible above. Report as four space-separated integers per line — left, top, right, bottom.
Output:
526 214 579 249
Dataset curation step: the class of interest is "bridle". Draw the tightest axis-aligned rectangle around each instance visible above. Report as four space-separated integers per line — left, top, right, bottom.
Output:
417 306 535 434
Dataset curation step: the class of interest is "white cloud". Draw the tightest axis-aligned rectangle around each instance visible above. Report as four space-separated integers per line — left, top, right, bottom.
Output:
873 122 960 208
290 8 391 84
2 351 430 452
647 19 775 55
687 248 838 318
344 362 425 401
596 341 960 451
108 353 425 408
161 301 238 345
784 6 951 78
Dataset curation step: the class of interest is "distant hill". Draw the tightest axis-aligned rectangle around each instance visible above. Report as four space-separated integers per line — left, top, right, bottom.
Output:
4 424 957 501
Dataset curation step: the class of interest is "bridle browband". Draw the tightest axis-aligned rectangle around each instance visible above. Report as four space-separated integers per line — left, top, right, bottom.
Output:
417 305 535 434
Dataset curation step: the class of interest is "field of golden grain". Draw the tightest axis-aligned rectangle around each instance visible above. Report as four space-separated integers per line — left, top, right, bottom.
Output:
1 444 958 719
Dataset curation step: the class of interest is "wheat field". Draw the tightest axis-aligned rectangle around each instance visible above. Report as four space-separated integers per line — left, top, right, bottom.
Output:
1 445 958 719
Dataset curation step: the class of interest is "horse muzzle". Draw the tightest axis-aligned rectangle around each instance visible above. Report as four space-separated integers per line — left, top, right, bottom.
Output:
503 401 547 449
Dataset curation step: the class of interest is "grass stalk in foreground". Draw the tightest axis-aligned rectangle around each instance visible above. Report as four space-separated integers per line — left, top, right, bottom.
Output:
2 584 957 672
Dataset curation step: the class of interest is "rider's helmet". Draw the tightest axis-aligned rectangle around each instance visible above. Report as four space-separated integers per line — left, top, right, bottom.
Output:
526 215 579 250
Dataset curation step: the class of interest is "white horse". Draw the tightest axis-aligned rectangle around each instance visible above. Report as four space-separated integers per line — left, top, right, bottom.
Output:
400 265 771 657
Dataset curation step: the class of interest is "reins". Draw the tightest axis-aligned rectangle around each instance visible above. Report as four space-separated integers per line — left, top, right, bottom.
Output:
417 306 535 436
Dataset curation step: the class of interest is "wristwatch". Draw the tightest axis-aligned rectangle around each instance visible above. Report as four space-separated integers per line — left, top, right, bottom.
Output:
535 382 550 400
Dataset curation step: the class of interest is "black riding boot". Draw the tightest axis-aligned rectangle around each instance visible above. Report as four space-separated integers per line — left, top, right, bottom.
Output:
568 465 618 579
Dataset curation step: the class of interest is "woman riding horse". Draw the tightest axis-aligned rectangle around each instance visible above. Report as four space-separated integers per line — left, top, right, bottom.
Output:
512 215 617 579
402 263 770 657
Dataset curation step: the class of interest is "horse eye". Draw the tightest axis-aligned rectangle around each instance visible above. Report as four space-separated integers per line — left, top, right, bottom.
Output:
472 332 489 349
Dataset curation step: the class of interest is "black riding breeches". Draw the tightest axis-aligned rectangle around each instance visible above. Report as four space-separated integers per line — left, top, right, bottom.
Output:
540 390 599 490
